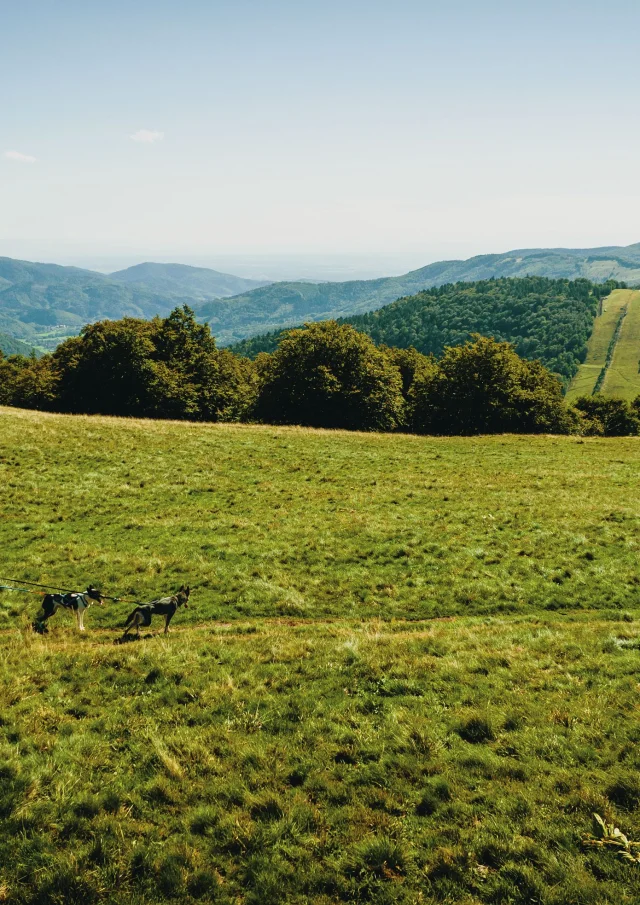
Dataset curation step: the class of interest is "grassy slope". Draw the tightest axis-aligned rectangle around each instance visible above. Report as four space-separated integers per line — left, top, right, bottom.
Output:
566 290 630 402
601 290 640 401
2 409 640 903
1 408 640 621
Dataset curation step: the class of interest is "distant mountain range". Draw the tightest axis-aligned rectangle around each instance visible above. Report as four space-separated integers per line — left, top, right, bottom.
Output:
0 258 271 351
202 243 640 345
199 243 640 345
1 244 640 352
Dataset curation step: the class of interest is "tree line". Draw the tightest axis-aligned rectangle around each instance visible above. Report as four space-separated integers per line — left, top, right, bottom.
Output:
1 306 639 436
233 276 622 386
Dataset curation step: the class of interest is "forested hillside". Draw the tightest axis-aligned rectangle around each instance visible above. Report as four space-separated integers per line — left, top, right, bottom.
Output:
233 277 618 384
0 330 38 357
2 246 639 355
0 257 186 351
0 257 268 352
198 243 640 345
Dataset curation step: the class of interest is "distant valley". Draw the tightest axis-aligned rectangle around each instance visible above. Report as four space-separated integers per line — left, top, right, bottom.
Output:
0 258 269 353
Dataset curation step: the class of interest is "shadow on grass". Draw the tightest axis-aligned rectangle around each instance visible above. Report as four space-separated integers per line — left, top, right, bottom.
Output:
113 633 155 645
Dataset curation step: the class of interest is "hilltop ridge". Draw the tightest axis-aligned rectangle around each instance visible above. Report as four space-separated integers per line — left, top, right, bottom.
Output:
109 261 269 301
195 242 640 345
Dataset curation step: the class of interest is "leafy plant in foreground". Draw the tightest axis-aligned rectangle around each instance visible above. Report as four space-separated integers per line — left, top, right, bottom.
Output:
582 813 640 864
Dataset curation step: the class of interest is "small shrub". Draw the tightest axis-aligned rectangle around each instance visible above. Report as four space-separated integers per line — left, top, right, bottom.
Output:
573 395 640 437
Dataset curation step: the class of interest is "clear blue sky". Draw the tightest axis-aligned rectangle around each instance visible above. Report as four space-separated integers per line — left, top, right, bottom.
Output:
2 0 640 273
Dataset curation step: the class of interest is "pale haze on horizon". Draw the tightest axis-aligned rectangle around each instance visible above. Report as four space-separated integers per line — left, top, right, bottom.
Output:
2 0 640 279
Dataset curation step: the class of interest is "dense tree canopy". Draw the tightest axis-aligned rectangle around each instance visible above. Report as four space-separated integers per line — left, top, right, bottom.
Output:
2 306 640 437
1 307 255 422
253 321 404 431
572 395 640 437
408 335 574 435
233 277 620 386
348 277 619 385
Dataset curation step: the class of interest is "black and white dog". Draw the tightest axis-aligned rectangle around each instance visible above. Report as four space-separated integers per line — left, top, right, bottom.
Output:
121 585 190 639
32 586 104 634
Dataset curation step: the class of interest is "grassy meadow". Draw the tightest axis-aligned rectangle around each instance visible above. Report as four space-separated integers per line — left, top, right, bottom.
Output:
567 289 640 403
601 290 640 401
1 407 640 903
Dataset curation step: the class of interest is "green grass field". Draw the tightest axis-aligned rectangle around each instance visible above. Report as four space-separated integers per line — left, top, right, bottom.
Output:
566 290 640 403
600 290 640 401
2 408 640 904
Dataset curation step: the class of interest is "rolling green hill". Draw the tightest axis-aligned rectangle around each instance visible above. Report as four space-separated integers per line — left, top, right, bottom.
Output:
232 276 614 385
0 257 270 352
201 243 640 346
600 290 640 400
0 257 188 351
566 289 640 402
109 261 269 301
2 407 640 904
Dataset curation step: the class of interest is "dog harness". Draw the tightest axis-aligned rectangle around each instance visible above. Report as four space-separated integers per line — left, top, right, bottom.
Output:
55 593 82 610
